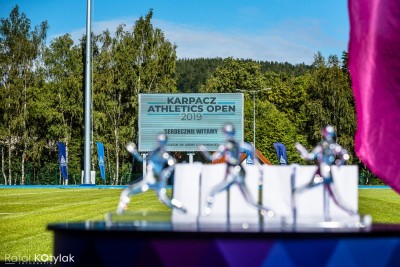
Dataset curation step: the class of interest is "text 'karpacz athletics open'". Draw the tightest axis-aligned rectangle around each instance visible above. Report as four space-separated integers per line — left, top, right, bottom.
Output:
147 96 236 113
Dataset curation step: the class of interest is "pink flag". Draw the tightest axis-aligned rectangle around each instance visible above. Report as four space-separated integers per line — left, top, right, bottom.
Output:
349 0 400 193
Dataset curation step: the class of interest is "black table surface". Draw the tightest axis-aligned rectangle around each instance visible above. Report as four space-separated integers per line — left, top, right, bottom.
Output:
48 221 400 239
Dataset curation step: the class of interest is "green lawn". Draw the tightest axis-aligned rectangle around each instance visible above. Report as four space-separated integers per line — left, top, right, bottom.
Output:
0 188 170 261
0 187 399 261
358 188 400 223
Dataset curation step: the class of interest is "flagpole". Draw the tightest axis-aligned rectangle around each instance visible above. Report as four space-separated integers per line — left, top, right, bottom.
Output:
83 0 92 184
235 88 271 163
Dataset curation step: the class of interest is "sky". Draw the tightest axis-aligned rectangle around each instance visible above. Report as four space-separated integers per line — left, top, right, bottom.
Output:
0 0 349 64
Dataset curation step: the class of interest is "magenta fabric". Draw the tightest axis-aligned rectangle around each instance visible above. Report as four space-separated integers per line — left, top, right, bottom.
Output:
349 0 400 193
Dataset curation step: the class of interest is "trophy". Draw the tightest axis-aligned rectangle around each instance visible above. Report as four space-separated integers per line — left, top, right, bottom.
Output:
199 123 274 218
293 125 358 222
116 133 187 214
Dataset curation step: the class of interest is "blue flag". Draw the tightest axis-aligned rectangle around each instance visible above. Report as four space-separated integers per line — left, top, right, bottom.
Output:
244 142 254 165
57 142 68 180
96 142 106 181
273 142 288 165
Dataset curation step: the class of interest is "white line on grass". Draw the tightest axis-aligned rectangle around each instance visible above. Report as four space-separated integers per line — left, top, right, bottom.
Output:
0 189 96 196
0 197 119 219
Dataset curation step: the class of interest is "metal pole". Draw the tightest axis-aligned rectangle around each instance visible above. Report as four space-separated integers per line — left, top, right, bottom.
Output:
235 88 271 164
142 153 147 177
253 91 256 152
188 153 195 163
83 0 92 184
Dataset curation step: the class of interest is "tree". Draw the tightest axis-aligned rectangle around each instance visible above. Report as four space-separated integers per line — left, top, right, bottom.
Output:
303 53 356 162
264 71 310 133
200 58 306 162
312 51 326 68
130 10 177 95
327 55 340 67
341 51 349 72
244 99 307 164
200 58 266 93
93 28 126 184
43 34 84 181
0 5 48 184
176 58 224 93
93 10 177 184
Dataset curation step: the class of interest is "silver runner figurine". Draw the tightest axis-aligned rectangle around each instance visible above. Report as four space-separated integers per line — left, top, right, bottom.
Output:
294 125 358 221
199 123 274 217
116 133 186 214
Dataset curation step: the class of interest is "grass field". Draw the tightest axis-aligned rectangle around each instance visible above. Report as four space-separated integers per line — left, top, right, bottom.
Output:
0 187 399 261
358 188 400 223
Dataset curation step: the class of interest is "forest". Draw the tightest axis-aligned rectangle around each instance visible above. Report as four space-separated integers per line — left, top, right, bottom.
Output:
0 6 379 185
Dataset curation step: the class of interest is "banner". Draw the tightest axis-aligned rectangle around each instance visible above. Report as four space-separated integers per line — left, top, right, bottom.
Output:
57 142 68 180
96 142 106 181
349 0 400 193
245 142 254 165
273 143 288 165
138 93 244 151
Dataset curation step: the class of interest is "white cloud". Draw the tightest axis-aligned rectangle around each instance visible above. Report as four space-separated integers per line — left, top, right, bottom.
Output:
49 17 346 65
155 18 346 64
48 17 132 44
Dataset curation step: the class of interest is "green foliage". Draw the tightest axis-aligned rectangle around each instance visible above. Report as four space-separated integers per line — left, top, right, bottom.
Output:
176 58 225 93
1 7 177 185
176 58 313 93
245 99 307 164
91 10 177 184
258 60 313 76
200 58 266 93
302 53 356 162
0 5 49 185
199 58 307 163
264 72 310 131
42 34 84 178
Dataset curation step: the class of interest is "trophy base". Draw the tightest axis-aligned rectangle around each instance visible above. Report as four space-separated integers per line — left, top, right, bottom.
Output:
105 211 173 229
105 211 372 232
265 214 373 231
